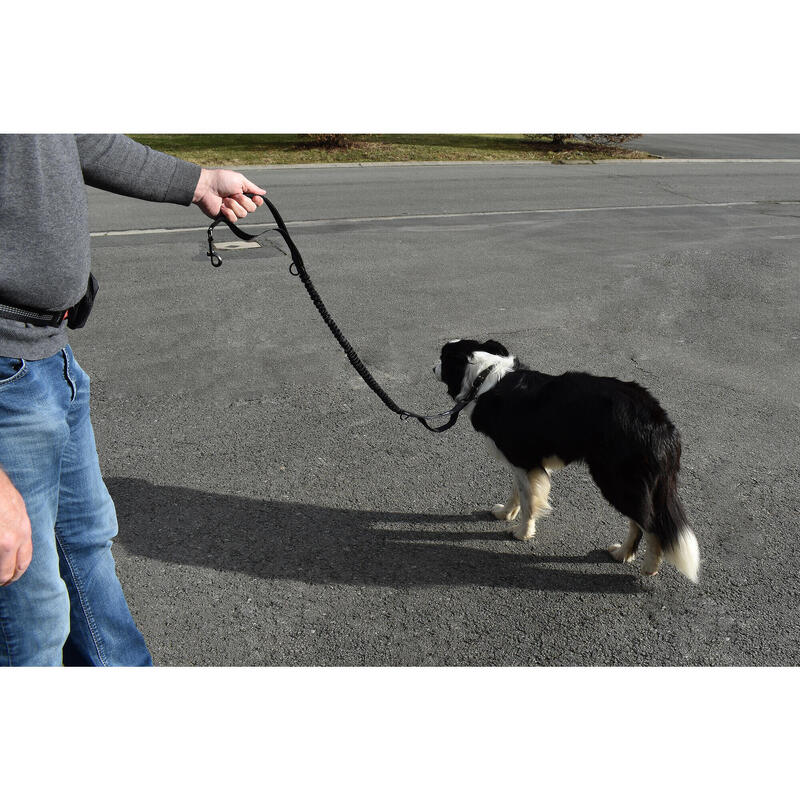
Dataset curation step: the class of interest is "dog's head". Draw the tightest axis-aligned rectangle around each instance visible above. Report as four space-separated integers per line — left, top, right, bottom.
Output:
433 338 512 400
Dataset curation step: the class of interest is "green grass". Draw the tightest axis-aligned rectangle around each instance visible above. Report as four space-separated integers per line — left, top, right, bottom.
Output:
128 134 653 167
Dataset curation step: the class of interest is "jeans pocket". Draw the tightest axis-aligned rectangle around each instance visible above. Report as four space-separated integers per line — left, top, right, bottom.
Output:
0 357 27 390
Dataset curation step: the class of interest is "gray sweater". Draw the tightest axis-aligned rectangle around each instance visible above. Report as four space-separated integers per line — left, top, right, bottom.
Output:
0 134 202 359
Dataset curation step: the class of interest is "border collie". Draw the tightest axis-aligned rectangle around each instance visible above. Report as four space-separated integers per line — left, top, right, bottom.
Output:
434 339 700 582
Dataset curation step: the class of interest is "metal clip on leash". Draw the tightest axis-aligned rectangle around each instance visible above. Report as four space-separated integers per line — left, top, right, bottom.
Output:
207 229 223 268
205 194 478 433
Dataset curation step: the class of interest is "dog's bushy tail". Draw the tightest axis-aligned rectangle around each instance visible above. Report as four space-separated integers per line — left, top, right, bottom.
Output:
651 467 700 583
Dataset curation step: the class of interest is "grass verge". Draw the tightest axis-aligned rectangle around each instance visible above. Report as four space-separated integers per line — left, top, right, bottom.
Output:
128 134 653 167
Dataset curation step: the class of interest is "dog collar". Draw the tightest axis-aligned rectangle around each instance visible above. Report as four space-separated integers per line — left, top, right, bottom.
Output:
402 365 495 433
459 364 495 405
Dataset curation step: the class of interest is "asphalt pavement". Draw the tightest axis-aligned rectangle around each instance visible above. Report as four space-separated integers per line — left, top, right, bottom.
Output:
78 141 800 665
626 134 800 159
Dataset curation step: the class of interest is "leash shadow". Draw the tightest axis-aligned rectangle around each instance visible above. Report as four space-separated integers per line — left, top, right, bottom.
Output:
107 478 642 595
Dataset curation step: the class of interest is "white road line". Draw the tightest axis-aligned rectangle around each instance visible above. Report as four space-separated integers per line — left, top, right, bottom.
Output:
89 199 800 238
91 225 210 237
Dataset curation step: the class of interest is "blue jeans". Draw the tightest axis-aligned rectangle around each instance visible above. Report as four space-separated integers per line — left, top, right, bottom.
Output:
0 346 151 666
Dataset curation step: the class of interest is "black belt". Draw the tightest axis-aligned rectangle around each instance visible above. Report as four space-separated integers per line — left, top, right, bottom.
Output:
0 302 66 327
0 274 98 330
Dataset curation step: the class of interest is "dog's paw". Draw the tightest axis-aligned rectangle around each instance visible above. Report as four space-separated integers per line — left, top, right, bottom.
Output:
491 503 520 521
513 525 535 541
640 564 659 577
608 543 636 564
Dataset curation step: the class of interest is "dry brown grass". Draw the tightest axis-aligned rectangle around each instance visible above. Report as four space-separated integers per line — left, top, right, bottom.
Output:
129 134 653 166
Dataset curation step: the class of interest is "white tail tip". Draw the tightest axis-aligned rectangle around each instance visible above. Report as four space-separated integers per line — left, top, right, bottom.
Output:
664 528 700 583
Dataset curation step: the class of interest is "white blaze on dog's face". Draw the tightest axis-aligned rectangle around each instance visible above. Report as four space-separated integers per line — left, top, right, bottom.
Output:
434 338 513 400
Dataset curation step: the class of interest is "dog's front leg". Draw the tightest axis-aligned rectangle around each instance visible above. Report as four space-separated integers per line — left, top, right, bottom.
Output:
512 468 551 540
491 481 520 521
486 441 521 522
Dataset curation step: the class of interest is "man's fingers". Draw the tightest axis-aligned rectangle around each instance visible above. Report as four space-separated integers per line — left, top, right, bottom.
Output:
221 198 248 222
0 531 32 585
195 172 265 221
15 536 32 580
10 567 27 583
230 193 258 213
240 180 265 208
0 537 15 585
219 194 261 222
0 557 17 585
242 178 266 198
0 473 32 585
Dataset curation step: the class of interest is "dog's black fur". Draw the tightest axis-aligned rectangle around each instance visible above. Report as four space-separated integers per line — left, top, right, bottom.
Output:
437 339 698 580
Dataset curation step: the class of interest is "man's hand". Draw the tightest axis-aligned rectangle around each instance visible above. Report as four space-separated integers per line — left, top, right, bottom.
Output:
192 168 266 224
0 470 32 586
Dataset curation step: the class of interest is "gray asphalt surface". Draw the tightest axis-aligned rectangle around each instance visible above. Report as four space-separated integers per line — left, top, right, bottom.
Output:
78 144 800 665
627 134 800 159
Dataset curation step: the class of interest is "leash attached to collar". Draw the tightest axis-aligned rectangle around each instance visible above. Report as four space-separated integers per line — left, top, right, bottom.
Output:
206 194 486 433
426 365 494 430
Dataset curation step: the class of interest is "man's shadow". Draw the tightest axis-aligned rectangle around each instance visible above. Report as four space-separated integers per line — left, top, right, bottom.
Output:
107 477 642 594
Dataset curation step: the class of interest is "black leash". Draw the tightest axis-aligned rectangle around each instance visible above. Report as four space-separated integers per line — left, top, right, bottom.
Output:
206 194 488 432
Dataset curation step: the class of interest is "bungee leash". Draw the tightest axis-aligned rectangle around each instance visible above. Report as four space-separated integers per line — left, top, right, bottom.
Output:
205 193 488 432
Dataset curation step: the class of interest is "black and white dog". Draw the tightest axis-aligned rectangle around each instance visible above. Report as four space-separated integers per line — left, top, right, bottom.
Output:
434 339 700 582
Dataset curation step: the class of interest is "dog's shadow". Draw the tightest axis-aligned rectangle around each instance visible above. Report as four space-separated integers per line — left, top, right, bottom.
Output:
108 478 642 594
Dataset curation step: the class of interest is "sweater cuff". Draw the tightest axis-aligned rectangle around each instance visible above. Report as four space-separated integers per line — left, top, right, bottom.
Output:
164 159 203 206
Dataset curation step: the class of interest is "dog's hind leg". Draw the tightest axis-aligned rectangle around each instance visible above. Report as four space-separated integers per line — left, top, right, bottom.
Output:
492 481 520 521
608 520 643 564
513 468 552 541
640 532 663 576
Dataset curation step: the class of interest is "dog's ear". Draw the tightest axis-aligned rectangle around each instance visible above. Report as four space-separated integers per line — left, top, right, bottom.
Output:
481 339 509 357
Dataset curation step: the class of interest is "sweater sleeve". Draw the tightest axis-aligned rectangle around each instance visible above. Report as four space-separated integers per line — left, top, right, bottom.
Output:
75 134 202 206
